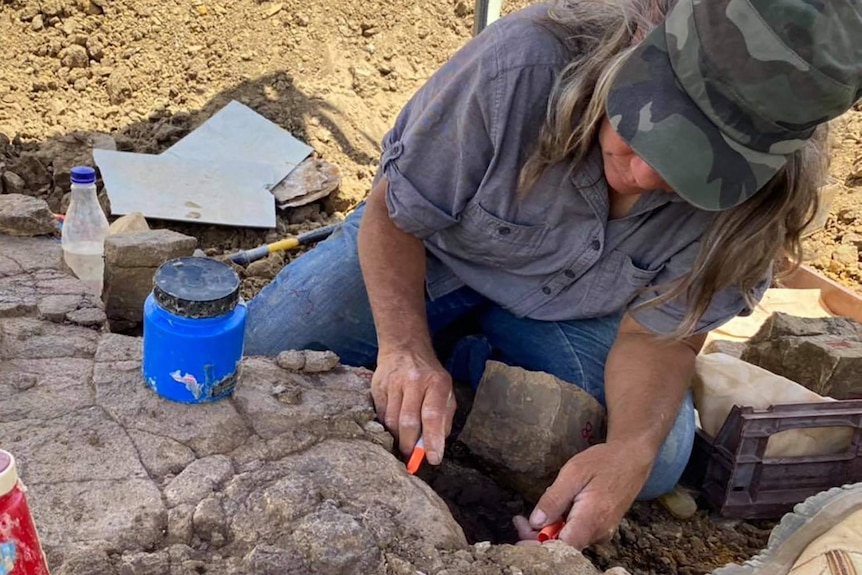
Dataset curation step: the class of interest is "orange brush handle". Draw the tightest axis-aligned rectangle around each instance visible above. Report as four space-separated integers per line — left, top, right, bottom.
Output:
537 519 565 542
406 438 426 475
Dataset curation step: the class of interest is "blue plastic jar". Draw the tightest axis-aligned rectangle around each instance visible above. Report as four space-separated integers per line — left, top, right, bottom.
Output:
142 257 246 404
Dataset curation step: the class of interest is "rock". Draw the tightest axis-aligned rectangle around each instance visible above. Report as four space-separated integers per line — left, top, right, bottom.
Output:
2 171 25 194
106 69 133 105
53 548 117 575
31 132 116 189
289 502 382 574
454 0 472 17
833 244 859 267
246 252 283 279
31 14 44 31
459 361 607 502
86 36 105 61
61 44 89 68
193 496 227 544
303 350 340 372
117 551 169 575
163 455 234 508
0 194 57 236
102 229 197 323
701 339 745 358
276 349 340 372
104 229 197 268
3 231 617 575
109 212 149 235
66 307 107 327
128 430 196 478
11 153 52 188
742 313 862 399
657 485 698 520
167 504 195 545
264 2 283 17
276 349 306 371
38 294 81 322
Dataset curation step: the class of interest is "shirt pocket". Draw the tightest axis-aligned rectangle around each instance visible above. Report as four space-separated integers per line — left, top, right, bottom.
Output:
579 250 664 317
438 201 549 268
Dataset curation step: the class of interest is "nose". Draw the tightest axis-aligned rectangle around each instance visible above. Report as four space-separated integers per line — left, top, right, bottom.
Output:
631 155 672 192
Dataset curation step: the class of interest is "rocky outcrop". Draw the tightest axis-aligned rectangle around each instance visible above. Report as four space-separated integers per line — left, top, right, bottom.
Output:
1 231 615 575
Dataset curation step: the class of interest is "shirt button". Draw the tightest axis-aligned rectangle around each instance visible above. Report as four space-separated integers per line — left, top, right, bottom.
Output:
564 269 576 278
498 226 511 236
542 286 552 295
590 239 601 250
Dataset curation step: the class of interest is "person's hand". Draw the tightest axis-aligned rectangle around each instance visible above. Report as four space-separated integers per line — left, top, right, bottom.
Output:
370 348 456 465
514 441 652 549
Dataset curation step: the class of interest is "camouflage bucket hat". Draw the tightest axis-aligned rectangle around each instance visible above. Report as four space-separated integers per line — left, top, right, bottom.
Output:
606 0 862 211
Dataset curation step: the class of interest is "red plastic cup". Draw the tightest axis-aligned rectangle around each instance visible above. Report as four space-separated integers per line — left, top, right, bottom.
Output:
0 450 50 575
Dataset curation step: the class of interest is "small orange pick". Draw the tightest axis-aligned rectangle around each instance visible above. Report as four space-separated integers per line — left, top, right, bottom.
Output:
406 438 426 475
537 519 565 542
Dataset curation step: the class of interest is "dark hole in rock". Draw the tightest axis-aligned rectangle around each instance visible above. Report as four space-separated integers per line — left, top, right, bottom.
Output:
409 380 776 575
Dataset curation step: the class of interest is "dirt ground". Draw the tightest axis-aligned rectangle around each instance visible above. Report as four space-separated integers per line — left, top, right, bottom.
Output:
1 0 860 574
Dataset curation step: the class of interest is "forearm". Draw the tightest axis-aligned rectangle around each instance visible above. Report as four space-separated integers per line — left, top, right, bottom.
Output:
603 315 702 468
357 177 432 355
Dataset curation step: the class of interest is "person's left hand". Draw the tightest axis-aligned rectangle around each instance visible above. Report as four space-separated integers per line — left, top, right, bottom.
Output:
513 441 653 550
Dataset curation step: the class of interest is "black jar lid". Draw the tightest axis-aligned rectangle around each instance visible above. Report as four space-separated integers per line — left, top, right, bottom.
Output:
153 257 241 319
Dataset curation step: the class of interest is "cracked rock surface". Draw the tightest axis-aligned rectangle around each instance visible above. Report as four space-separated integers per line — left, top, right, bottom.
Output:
1 232 607 575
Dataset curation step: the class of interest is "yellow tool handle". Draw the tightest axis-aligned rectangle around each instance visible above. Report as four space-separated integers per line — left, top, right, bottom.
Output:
267 237 300 253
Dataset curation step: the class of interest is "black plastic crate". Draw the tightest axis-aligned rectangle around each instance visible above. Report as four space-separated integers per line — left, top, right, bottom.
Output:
683 400 862 519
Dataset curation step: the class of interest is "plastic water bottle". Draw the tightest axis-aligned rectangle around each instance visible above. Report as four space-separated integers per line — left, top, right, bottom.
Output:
62 166 110 297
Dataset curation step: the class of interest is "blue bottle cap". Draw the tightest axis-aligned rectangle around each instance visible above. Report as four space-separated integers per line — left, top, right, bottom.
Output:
70 166 97 185
153 257 241 319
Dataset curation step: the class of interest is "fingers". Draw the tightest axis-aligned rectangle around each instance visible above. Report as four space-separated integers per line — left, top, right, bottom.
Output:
398 380 424 457
531 458 590 530
559 498 605 550
513 515 538 542
421 378 453 465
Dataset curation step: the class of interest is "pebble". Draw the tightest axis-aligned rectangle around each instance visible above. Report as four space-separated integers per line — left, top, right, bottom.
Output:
60 45 89 69
31 14 44 31
2 172 26 194
657 486 698 520
833 244 859 267
264 3 283 18
302 350 340 373
276 350 306 371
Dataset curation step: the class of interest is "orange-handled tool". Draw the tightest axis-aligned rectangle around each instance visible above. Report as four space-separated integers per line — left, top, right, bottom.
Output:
537 519 565 542
406 438 426 475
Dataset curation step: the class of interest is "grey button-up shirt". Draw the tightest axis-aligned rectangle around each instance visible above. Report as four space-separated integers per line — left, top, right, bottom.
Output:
379 4 765 335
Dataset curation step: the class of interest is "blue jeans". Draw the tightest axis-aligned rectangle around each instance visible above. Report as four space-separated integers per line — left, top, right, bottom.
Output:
245 205 694 500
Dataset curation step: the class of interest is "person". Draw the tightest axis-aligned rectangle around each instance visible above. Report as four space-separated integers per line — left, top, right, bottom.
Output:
245 0 862 549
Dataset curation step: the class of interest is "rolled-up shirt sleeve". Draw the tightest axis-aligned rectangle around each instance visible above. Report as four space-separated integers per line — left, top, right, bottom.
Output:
628 241 771 335
380 34 499 239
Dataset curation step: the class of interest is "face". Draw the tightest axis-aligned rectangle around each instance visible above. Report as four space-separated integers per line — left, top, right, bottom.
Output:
598 117 674 195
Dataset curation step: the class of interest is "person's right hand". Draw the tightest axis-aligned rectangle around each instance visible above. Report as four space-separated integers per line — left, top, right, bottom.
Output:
371 348 456 465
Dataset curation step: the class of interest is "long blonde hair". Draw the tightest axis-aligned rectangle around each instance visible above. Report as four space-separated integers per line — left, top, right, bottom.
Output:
522 0 827 338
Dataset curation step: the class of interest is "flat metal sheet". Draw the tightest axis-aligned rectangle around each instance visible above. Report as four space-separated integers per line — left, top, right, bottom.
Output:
96 100 314 228
165 100 313 179
93 149 277 228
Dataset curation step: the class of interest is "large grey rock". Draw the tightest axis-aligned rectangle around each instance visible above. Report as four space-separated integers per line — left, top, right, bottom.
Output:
1 234 614 575
742 313 862 399
102 229 197 323
104 230 197 268
0 193 57 236
460 361 607 502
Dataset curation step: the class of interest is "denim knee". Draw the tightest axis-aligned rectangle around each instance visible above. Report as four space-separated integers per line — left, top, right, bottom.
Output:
636 391 696 500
